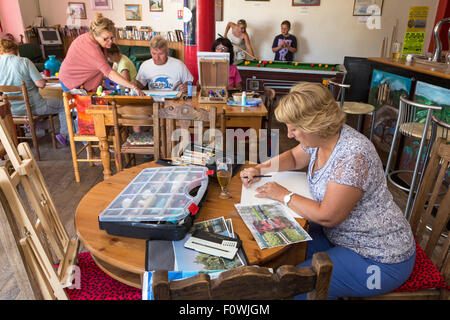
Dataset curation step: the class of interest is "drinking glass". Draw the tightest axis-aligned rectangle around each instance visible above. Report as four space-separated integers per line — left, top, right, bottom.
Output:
216 157 232 199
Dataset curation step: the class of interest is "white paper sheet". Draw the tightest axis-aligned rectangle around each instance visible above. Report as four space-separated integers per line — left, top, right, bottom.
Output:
143 90 182 99
240 171 313 219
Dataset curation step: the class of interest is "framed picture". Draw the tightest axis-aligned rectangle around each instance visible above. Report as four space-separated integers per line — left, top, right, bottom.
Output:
91 0 113 10
292 0 320 6
353 0 383 16
125 4 142 21
150 0 163 12
68 2 87 19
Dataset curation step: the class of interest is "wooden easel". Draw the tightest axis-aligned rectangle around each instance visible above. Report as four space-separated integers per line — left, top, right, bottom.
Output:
0 115 79 300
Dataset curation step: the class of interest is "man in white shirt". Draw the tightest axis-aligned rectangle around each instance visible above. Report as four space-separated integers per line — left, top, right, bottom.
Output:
135 36 193 92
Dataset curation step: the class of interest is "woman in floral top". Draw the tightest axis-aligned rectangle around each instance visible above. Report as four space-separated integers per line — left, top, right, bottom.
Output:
240 82 415 299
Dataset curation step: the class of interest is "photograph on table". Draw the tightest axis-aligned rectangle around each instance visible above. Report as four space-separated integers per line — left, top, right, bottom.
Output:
235 202 311 249
367 69 413 164
353 0 383 16
292 0 320 6
68 2 87 19
91 0 113 10
125 4 142 21
150 0 163 12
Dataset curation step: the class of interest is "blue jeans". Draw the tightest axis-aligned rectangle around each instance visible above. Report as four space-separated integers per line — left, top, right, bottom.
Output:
295 223 415 300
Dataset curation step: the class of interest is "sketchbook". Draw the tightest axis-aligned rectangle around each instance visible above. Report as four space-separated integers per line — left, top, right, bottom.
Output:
240 171 313 219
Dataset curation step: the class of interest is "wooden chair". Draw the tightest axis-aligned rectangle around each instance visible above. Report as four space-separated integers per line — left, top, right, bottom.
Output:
0 95 19 158
153 102 226 161
63 92 119 182
0 81 57 161
354 138 449 300
112 100 160 171
152 252 333 300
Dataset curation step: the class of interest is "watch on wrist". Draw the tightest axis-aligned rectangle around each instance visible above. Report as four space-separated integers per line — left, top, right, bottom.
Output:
283 192 295 206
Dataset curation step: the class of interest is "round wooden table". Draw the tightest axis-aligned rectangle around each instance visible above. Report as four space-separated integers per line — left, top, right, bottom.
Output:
75 162 307 288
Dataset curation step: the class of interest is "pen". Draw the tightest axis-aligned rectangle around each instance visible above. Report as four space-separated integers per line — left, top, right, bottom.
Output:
242 175 272 179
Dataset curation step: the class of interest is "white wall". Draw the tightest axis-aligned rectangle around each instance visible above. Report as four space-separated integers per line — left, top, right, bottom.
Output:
36 0 439 63
216 0 439 63
38 0 184 31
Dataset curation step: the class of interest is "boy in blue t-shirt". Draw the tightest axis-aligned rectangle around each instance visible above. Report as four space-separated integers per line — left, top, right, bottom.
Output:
272 20 298 61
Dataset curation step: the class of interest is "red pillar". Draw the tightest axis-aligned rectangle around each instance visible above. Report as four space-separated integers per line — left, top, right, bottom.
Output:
428 0 450 52
183 0 215 84
196 0 216 52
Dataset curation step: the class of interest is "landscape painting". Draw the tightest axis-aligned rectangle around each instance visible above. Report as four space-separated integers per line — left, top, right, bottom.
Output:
367 69 413 163
414 81 450 124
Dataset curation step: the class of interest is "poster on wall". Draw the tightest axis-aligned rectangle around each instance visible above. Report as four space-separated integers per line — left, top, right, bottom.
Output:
367 69 413 163
401 6 429 58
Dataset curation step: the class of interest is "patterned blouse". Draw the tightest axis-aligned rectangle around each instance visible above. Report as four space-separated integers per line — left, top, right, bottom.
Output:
303 125 415 264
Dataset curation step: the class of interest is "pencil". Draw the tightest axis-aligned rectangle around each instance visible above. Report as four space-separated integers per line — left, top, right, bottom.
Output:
242 175 272 179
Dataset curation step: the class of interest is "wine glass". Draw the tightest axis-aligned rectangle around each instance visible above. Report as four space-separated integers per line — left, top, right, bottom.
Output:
216 157 233 199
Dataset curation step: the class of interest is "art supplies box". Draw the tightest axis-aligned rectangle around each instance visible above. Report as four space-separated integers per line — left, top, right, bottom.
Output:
198 57 229 104
98 166 211 240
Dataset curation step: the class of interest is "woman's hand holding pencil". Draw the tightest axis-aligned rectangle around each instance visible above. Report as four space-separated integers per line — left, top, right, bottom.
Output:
240 167 270 188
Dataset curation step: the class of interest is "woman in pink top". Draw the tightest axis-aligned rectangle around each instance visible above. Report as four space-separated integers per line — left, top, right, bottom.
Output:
211 37 242 90
59 13 142 95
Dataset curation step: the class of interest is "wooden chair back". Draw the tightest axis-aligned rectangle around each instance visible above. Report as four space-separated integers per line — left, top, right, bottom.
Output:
111 100 159 170
0 81 57 160
63 92 119 181
409 137 449 278
152 252 333 300
263 87 276 131
0 115 80 299
0 94 19 154
153 102 225 160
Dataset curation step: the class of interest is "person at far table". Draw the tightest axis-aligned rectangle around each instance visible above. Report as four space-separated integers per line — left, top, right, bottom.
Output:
224 19 255 63
106 44 137 82
240 82 415 300
59 13 143 95
211 37 242 90
135 36 193 92
272 20 297 61
0 39 69 147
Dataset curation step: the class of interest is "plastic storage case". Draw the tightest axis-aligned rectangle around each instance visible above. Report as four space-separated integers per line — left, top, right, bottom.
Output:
98 166 210 240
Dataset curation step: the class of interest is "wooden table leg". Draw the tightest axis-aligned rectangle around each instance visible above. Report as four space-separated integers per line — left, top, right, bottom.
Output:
99 137 111 179
93 114 112 180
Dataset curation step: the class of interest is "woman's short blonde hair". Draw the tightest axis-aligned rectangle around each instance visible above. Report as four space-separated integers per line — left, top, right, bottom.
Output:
90 13 115 36
0 39 18 55
149 35 169 53
274 82 346 139
237 19 247 28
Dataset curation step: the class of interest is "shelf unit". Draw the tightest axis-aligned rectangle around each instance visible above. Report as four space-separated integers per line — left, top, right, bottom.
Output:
61 36 185 62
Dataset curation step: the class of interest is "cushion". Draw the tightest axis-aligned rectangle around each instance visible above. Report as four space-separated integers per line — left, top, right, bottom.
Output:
126 132 154 146
67 252 141 300
393 240 448 292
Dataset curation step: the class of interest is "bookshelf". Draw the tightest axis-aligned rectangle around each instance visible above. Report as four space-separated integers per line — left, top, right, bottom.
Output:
58 26 185 62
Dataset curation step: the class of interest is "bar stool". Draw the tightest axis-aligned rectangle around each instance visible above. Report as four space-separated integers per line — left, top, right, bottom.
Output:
327 78 376 141
385 95 442 220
